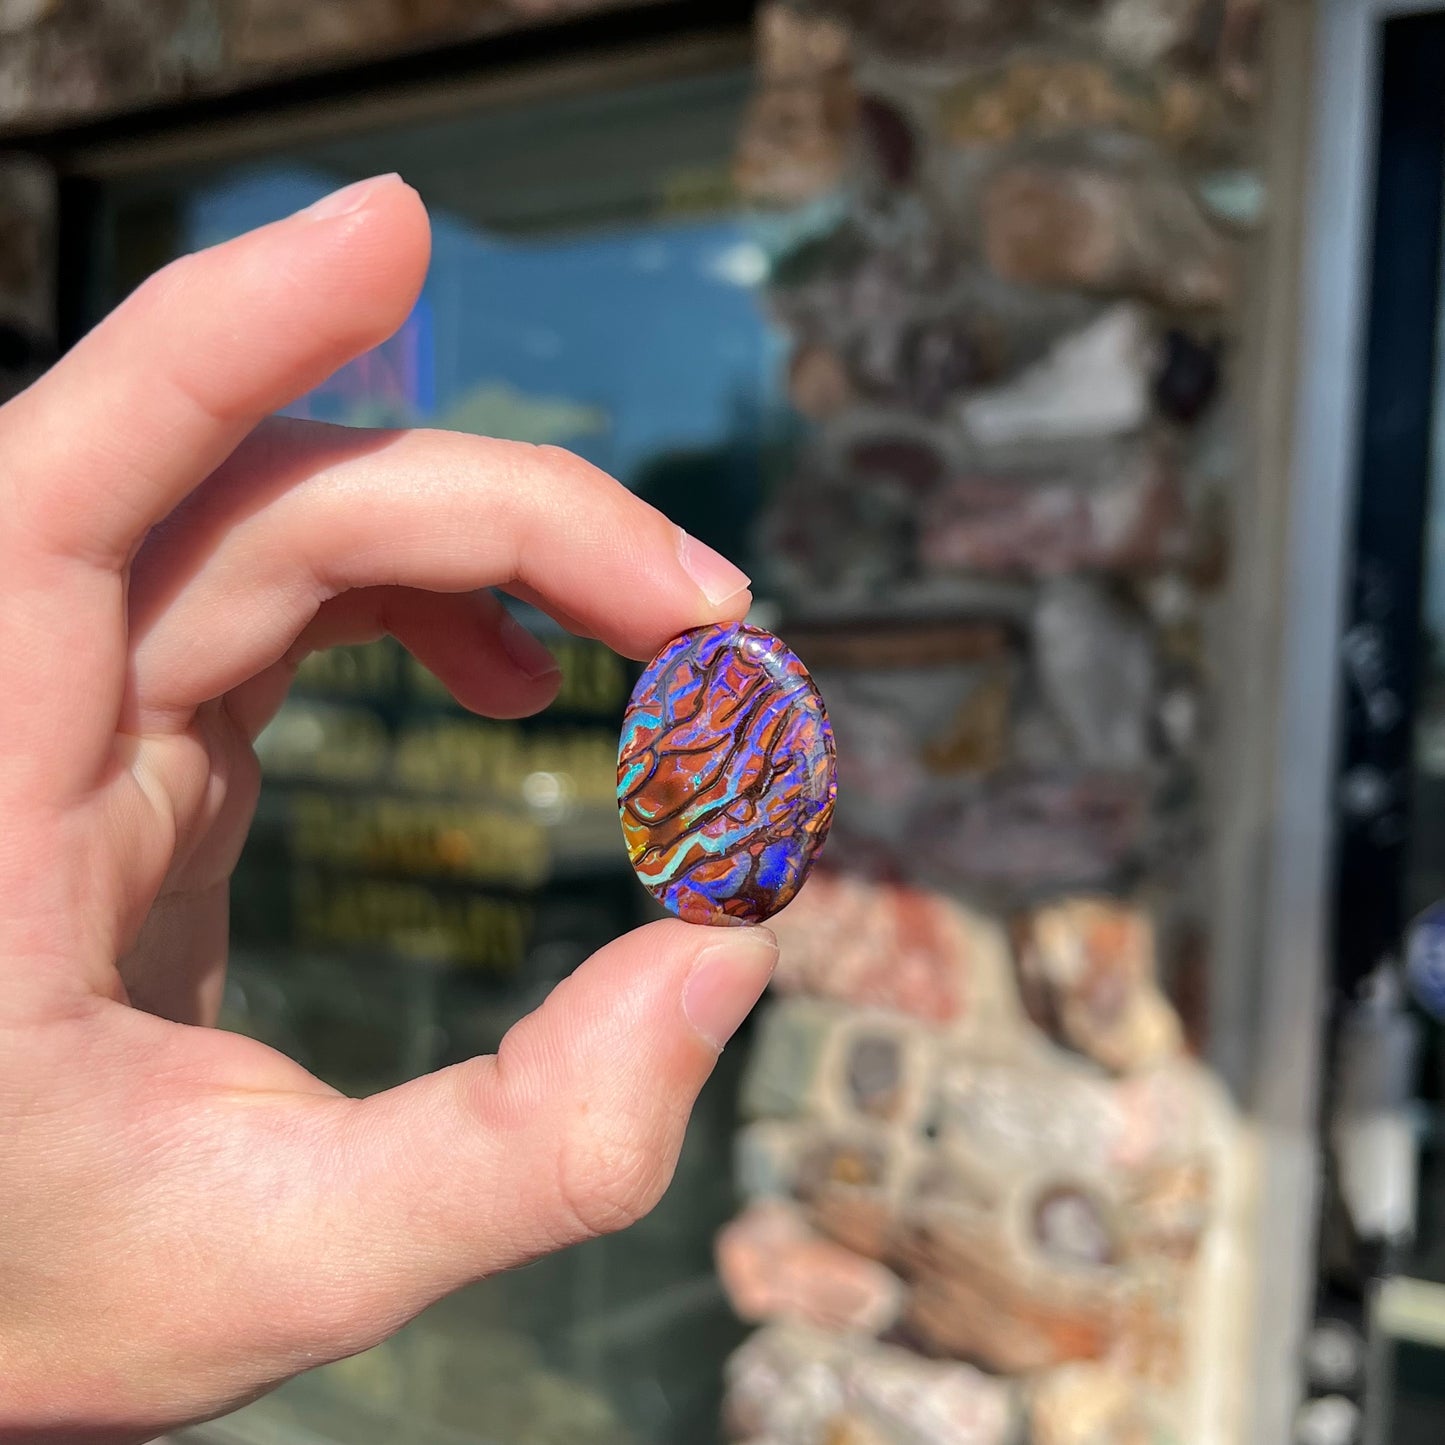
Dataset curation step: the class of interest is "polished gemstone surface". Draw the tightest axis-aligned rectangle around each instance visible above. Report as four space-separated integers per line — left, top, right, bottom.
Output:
618 622 837 926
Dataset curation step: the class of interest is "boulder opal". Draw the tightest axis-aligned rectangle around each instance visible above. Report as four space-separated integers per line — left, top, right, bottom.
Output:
618 622 837 926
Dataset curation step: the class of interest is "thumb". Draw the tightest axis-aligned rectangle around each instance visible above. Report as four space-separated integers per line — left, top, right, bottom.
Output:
299 919 777 1350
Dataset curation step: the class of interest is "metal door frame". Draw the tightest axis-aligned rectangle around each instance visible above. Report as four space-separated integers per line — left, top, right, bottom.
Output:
1250 1 1445 1438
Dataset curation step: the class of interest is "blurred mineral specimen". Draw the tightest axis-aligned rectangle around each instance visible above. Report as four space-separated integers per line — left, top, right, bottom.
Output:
898 1203 1125 1372
724 1324 848 1442
1033 578 1156 771
941 59 1138 145
845 1033 905 1119
920 447 1189 578
826 0 1035 59
1028 1362 1180 1445
932 1051 1213 1180
736 1119 812 1199
982 161 1235 310
940 58 1234 154
788 342 856 418
724 1323 1019 1445
735 4 856 206
915 773 1150 892
1100 0 1201 67
809 1175 899 1263
757 468 916 606
960 306 1154 446
1120 1159 1214 1261
715 1200 906 1335
1015 897 1183 1073
1221 0 1264 101
844 1343 1020 1445
797 1128 901 1198
741 998 846 1120
919 664 1017 775
767 872 1021 1031
898 1191 1192 1381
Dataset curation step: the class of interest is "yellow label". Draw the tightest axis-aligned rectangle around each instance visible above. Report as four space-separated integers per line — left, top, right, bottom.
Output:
288 792 549 888
294 871 534 975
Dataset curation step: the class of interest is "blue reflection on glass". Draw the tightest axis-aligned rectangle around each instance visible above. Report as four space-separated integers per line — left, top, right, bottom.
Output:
186 166 787 492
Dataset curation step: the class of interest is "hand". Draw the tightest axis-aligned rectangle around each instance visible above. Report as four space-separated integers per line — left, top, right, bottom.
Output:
0 174 776 1443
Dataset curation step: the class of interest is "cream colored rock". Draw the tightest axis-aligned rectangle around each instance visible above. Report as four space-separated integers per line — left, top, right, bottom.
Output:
933 1050 1214 1183
960 307 1155 447
1029 1362 1180 1445
1032 578 1156 771
1018 897 1184 1073
1102 0 1199 66
724 1323 1018 1445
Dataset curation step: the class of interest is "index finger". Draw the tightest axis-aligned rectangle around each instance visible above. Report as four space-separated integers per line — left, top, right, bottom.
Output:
0 176 427 784
0 173 429 574
125 419 756 728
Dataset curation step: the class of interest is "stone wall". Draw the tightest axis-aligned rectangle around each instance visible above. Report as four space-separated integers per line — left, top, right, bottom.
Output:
714 3 1264 1441
0 0 659 134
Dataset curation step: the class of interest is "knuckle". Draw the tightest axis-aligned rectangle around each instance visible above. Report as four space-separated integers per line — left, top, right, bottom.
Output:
551 1102 681 1243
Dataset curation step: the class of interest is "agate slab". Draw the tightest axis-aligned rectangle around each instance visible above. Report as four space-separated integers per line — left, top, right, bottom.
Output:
618 622 836 926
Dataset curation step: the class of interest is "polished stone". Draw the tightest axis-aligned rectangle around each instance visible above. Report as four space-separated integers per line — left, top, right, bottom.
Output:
618 622 836 926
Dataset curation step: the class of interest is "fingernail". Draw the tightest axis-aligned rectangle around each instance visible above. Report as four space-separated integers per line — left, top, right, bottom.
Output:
683 928 778 1051
677 530 751 609
499 610 561 681
299 173 402 222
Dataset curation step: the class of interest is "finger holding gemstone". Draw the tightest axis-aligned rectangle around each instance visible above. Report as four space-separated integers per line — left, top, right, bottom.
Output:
617 622 837 927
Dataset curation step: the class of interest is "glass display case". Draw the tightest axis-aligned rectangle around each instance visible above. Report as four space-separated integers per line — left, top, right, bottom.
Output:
78 40 795 1445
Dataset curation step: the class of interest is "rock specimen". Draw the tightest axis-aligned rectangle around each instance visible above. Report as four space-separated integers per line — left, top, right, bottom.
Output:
899 1202 1129 1373
959 306 1155 446
920 446 1189 578
618 623 837 925
981 160 1235 310
915 772 1151 893
1028 1362 1180 1445
934 1051 1215 1181
715 1199 905 1335
724 1323 1019 1445
1015 896 1183 1073
940 59 1234 153
767 871 1020 1031
734 3 856 206
1033 578 1156 772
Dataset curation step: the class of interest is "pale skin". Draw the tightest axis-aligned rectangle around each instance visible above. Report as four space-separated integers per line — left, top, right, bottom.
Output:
0 174 779 1442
